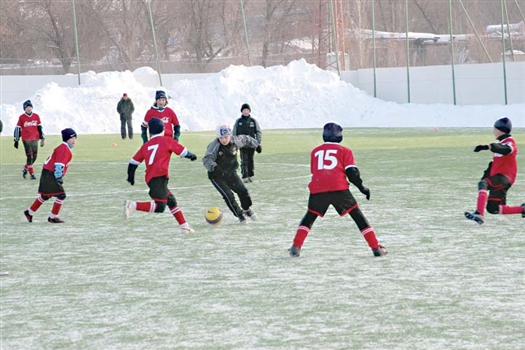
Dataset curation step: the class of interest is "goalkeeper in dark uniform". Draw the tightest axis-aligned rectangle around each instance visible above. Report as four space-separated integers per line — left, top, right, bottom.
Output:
203 124 261 224
233 103 262 183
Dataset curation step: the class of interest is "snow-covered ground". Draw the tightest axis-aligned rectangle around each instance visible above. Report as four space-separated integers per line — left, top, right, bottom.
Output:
1 59 524 135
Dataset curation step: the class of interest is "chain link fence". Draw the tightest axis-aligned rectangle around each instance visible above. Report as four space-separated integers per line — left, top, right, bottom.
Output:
1 0 524 76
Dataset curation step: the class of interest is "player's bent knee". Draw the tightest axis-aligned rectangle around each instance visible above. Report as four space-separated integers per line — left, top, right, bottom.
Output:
155 202 166 213
478 180 488 191
167 196 177 208
486 202 500 215
57 193 66 200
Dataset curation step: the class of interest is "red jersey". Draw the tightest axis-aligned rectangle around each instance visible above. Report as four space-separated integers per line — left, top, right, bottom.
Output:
131 135 188 184
141 107 179 138
16 113 42 141
308 142 355 194
491 136 518 184
42 143 73 176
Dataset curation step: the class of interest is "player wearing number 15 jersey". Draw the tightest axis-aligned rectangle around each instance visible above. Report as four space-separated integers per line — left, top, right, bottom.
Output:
289 122 387 258
124 118 198 234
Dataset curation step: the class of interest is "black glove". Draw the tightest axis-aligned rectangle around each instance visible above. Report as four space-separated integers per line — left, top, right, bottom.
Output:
56 177 64 185
359 186 371 200
14 141 18 149
474 145 490 152
185 151 197 161
255 145 262 154
127 175 135 186
213 165 223 176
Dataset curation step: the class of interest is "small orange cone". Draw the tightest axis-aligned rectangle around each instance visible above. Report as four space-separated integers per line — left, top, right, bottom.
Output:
112 142 117 147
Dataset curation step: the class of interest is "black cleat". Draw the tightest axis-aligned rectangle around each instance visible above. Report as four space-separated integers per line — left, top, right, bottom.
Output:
289 246 301 257
372 245 388 257
30 174 37 180
22 168 28 179
521 203 525 218
464 211 485 225
48 217 65 223
24 210 33 223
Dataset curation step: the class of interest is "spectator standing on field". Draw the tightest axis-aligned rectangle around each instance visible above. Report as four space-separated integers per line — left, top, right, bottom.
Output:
14 100 45 180
203 124 261 224
288 122 387 258
141 90 180 144
23 128 77 224
124 118 198 235
0 119 3 133
117 93 135 140
464 117 525 224
233 103 262 183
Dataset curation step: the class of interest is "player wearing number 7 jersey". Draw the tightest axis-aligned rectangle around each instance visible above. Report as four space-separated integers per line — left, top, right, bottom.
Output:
124 118 198 234
288 122 387 257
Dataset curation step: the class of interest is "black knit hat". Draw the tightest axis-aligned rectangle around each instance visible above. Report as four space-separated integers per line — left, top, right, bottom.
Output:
240 103 251 112
61 128 77 142
494 117 512 134
155 90 167 100
23 100 33 109
322 122 343 143
148 118 164 135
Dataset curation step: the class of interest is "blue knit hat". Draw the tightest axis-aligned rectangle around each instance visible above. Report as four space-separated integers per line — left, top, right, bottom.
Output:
494 117 512 134
155 90 167 100
61 128 77 142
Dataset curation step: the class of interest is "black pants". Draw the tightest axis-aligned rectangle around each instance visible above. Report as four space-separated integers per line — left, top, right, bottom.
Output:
209 171 252 218
120 117 133 139
239 147 255 179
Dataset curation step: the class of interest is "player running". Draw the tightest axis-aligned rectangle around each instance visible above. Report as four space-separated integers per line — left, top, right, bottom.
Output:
124 118 198 234
465 117 525 224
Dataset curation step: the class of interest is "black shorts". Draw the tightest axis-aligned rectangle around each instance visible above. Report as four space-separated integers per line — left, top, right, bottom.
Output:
307 190 358 217
147 176 169 202
485 174 511 204
23 140 39 155
38 169 65 196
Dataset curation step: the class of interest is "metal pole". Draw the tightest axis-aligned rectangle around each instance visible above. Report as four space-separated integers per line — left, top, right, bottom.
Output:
500 0 508 104
458 0 492 63
372 0 377 97
71 0 81 85
513 0 525 23
503 0 515 61
448 0 457 105
329 0 341 77
239 0 252 66
405 0 411 103
147 0 163 86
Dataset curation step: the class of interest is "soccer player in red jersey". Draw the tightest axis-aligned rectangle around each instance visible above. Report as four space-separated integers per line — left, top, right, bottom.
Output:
125 118 198 234
140 90 181 143
289 123 387 257
24 128 77 224
14 100 46 180
465 117 524 224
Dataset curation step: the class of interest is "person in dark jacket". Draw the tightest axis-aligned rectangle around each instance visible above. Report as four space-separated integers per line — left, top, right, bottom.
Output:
203 124 261 224
117 93 135 140
233 103 262 183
